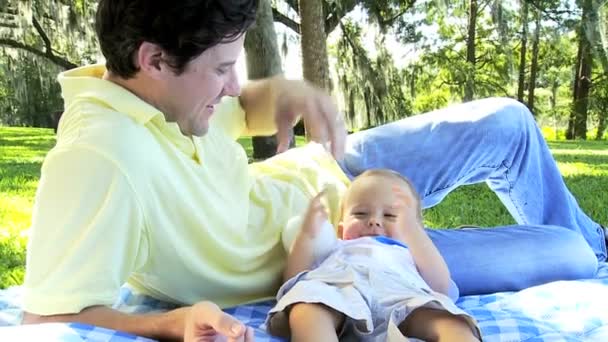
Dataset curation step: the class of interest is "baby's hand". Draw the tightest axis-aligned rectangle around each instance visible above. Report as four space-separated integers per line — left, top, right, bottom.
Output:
392 185 424 235
300 191 329 238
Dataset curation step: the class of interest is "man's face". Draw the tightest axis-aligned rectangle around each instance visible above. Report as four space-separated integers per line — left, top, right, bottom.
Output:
160 35 244 136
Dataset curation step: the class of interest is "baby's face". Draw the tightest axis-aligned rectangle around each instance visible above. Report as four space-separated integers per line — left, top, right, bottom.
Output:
339 175 419 240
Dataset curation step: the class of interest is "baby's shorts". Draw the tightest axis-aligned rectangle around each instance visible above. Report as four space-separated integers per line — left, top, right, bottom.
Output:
266 262 481 341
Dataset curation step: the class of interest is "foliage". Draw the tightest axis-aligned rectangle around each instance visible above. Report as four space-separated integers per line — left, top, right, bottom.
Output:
0 53 63 126
333 20 413 129
0 0 98 127
0 0 98 67
1 0 607 137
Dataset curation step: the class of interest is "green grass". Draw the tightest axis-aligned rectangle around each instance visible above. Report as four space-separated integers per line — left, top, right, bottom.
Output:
0 127 56 289
1 126 607 289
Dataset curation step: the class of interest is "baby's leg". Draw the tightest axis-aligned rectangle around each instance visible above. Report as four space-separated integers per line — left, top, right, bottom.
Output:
399 307 479 342
289 303 344 342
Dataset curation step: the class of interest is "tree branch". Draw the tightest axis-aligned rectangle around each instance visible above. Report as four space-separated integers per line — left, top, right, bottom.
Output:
0 7 19 15
0 21 18 28
324 0 358 35
339 22 365 57
285 0 299 14
272 7 300 34
478 78 511 97
591 73 608 85
338 21 380 92
0 38 77 69
438 77 463 87
32 16 53 53
524 0 579 23
378 1 417 28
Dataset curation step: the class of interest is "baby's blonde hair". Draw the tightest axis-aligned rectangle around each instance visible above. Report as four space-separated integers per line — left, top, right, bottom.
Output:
340 169 423 220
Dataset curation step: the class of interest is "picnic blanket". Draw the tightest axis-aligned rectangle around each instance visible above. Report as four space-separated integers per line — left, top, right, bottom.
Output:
1 262 607 341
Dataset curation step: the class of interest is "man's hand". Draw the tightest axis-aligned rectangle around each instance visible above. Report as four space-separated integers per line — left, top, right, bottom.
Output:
271 78 346 159
184 301 254 342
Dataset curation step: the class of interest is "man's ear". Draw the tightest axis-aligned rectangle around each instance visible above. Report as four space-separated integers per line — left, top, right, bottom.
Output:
136 42 166 79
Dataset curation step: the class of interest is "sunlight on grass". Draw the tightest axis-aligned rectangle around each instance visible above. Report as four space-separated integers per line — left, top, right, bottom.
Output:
558 162 604 176
0 127 55 288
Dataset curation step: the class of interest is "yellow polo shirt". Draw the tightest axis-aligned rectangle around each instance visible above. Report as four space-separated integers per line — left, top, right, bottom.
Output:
23 65 349 315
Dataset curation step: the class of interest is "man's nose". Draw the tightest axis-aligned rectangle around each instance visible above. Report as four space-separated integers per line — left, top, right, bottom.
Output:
223 68 241 97
224 79 241 97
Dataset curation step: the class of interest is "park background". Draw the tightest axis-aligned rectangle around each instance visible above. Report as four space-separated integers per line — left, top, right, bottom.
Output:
0 0 607 289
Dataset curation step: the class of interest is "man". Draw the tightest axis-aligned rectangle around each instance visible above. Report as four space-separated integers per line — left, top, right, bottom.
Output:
23 1 347 340
22 0 606 341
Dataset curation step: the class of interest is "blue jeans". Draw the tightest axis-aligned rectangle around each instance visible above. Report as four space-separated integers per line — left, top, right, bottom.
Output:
339 97 605 295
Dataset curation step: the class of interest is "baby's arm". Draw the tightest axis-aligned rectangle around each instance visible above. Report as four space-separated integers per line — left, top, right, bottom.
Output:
394 188 451 295
284 192 336 280
404 225 452 295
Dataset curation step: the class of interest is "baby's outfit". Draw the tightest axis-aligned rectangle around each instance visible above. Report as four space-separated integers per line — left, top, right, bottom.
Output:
267 231 481 341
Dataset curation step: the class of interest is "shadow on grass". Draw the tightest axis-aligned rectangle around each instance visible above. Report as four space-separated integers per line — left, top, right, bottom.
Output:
551 153 608 169
548 140 608 151
0 134 56 151
0 161 44 193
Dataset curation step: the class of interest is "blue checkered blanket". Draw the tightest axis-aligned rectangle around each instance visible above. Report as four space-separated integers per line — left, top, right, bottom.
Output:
2 262 607 341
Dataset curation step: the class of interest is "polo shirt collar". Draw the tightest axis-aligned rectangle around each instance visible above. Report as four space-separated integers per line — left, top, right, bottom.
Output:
59 64 162 125
59 64 198 159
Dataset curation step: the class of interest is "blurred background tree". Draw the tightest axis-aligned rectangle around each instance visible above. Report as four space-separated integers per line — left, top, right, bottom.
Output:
0 0 98 127
1 0 607 141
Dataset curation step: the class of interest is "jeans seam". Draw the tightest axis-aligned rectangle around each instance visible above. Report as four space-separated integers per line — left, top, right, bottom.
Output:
422 161 527 223
502 160 528 224
422 163 502 199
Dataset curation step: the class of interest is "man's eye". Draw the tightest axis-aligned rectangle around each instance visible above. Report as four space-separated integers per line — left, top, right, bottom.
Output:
384 213 397 218
216 68 228 75
353 212 366 217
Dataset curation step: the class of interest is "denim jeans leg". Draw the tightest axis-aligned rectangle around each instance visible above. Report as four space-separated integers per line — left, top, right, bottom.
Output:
426 225 597 295
338 98 605 291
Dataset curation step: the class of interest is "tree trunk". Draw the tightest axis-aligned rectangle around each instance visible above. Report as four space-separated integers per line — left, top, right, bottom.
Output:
299 0 330 90
464 0 478 102
551 80 559 140
409 66 417 99
527 9 541 114
573 45 592 140
568 0 594 140
348 89 356 128
567 35 583 139
244 0 286 160
588 0 608 74
597 102 607 139
364 87 372 128
517 1 529 103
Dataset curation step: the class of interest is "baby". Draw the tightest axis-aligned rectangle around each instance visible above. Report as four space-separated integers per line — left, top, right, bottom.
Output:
267 169 481 341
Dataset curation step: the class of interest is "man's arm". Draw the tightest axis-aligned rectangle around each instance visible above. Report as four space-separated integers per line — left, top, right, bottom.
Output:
239 76 282 136
239 77 346 159
24 301 254 342
23 306 187 340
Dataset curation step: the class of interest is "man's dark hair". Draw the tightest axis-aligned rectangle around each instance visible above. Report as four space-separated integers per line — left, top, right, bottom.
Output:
95 0 258 78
